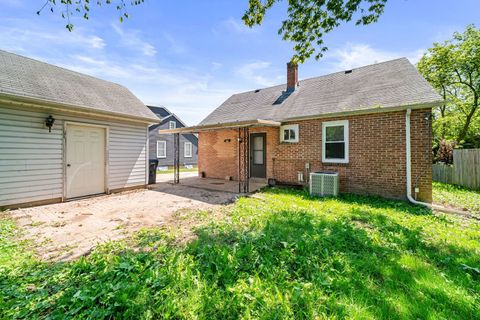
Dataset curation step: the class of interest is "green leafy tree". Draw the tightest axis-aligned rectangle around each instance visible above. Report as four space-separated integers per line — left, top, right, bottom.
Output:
37 0 146 31
38 0 387 63
242 0 387 63
418 25 480 146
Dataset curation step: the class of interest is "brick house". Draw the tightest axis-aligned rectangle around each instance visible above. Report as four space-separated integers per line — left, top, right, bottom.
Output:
164 58 442 202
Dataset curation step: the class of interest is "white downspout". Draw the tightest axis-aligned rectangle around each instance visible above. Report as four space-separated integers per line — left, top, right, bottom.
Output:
405 109 467 214
405 108 431 208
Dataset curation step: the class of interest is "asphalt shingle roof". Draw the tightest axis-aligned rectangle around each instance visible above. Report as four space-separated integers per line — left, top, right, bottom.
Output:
200 58 442 125
0 50 158 121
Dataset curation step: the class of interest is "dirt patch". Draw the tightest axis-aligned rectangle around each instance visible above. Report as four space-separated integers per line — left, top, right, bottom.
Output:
8 184 237 261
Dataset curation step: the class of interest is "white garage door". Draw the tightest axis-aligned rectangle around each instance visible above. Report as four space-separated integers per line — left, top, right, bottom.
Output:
66 124 106 198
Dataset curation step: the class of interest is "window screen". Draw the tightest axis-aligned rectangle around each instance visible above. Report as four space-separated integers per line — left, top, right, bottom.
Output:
280 124 299 143
325 125 345 159
322 120 349 163
157 141 166 158
184 142 192 158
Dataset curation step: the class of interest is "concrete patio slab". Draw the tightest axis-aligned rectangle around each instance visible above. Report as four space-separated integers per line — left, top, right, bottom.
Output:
155 172 267 193
8 183 239 261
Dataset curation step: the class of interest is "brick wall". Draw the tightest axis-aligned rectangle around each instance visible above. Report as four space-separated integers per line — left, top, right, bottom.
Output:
198 129 238 180
198 109 432 202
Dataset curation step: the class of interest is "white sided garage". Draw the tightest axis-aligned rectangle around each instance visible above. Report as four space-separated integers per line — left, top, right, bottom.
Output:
0 50 159 208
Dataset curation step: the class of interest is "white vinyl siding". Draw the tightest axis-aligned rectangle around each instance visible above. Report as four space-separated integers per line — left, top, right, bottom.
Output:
0 106 63 206
108 124 147 190
157 141 166 158
0 105 148 207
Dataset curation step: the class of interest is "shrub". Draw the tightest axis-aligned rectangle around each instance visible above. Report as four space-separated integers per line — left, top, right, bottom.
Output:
435 139 457 164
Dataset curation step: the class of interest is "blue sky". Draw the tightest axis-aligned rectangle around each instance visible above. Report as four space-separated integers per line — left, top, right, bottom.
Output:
0 0 479 124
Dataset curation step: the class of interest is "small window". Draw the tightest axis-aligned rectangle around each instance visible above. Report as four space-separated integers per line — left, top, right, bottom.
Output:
169 121 176 129
322 120 349 163
184 142 192 158
280 124 299 143
157 140 166 158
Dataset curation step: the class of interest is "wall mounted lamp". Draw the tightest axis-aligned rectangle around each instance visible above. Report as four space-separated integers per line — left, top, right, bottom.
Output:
45 115 55 132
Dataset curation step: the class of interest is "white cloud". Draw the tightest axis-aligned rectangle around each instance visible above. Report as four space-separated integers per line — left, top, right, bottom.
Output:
88 36 106 49
0 19 226 124
211 62 223 70
111 23 157 56
162 32 187 55
328 43 425 71
0 23 106 53
0 0 24 7
59 54 232 124
235 61 283 87
222 17 256 34
0 18 255 124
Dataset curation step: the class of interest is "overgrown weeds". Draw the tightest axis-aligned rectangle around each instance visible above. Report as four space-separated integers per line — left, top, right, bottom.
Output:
1 188 479 319
433 182 480 218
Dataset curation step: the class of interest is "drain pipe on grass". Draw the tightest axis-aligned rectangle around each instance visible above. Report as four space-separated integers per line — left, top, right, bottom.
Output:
405 109 469 215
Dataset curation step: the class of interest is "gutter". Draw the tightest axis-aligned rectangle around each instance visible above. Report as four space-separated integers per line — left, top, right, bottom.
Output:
286 101 443 123
0 92 160 124
158 119 282 134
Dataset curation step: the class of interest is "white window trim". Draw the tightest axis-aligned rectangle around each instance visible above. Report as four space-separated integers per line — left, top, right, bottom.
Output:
169 121 176 129
157 140 166 158
184 142 192 158
322 120 349 164
280 124 299 143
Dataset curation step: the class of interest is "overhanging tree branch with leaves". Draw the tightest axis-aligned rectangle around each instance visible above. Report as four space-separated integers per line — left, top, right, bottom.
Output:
37 0 387 63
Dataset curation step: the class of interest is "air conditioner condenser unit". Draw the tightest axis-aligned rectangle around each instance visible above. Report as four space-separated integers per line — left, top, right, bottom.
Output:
309 171 339 196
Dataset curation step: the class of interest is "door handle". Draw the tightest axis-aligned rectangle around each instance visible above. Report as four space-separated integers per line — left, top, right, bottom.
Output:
67 164 71 167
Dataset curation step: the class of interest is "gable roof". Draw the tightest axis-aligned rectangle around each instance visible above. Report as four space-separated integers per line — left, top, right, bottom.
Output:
147 105 190 128
148 105 172 118
0 50 159 122
200 58 442 126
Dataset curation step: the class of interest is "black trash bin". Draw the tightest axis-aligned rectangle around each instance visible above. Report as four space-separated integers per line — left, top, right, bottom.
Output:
148 159 159 184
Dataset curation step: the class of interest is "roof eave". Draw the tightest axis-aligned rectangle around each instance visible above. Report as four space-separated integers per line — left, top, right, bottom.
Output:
0 92 160 124
158 119 281 134
282 101 443 122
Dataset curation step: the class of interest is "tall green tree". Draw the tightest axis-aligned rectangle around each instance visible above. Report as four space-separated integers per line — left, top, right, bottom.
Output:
38 0 388 63
418 25 480 146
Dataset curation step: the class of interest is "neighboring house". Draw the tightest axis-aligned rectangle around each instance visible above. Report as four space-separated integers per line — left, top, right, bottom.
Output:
148 106 198 167
166 58 442 202
0 50 159 208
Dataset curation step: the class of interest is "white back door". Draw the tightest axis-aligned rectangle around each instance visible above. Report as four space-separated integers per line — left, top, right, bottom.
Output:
66 124 106 198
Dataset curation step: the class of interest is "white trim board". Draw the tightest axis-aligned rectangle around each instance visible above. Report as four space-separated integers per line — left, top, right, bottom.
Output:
322 120 349 164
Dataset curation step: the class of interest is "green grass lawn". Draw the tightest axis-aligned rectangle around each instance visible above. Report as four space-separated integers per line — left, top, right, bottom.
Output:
433 182 480 217
157 166 198 175
1 189 479 319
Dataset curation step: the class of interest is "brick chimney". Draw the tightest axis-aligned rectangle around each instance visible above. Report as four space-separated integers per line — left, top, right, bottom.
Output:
287 62 298 92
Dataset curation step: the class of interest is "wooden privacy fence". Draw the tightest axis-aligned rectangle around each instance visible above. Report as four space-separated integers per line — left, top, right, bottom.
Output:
433 149 480 190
